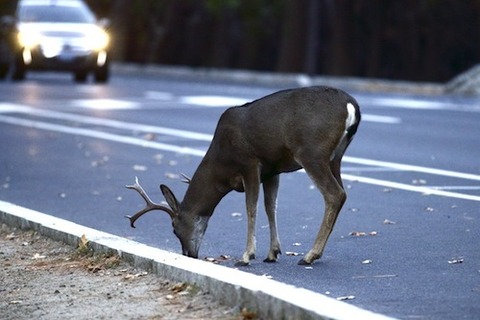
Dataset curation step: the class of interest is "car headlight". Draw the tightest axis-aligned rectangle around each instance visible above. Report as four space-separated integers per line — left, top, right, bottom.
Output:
18 29 42 48
89 28 110 51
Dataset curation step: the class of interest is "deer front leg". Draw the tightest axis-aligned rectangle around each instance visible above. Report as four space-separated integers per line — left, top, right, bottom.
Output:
263 175 282 262
299 162 346 265
235 170 260 267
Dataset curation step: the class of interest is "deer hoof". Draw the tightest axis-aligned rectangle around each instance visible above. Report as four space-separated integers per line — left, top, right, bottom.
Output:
297 258 313 265
263 257 277 263
234 260 250 267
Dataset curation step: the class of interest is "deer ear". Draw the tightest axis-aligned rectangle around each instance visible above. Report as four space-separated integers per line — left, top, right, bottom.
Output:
160 184 180 213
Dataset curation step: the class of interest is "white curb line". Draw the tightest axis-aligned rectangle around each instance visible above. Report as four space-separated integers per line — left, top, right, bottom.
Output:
0 200 396 320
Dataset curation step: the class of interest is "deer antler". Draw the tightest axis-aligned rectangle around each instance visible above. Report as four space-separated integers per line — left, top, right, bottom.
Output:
180 173 191 184
125 176 175 228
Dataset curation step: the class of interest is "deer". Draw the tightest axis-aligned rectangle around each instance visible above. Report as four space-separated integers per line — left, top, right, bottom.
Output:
126 86 361 266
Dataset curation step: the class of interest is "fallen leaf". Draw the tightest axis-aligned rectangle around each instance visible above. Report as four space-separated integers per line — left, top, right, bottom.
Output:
412 179 427 185
349 231 366 237
448 258 464 264
165 172 179 179
5 233 17 240
133 164 148 171
337 295 355 301
78 234 89 252
32 253 46 260
292 242 302 246
361 259 373 264
286 251 300 256
383 219 396 225
143 133 156 141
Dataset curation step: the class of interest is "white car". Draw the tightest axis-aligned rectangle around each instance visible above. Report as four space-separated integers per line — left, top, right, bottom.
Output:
5 0 110 82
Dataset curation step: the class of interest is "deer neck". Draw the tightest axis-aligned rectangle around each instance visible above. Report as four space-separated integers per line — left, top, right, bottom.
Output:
180 159 230 218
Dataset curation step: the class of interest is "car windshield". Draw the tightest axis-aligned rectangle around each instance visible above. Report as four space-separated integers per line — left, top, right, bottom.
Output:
18 4 95 23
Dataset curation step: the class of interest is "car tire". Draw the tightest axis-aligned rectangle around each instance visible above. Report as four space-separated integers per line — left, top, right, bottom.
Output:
0 63 8 80
74 70 88 83
94 60 109 83
11 63 25 81
10 51 26 81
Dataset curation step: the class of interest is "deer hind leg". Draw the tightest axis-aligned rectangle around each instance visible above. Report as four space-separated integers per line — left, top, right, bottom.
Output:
235 168 261 267
299 158 346 265
262 175 282 262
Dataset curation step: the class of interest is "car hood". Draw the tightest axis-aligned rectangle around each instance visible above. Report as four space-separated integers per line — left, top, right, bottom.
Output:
18 22 103 38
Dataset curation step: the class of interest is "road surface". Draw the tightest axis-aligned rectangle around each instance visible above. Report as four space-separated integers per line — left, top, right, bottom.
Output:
1 70 479 319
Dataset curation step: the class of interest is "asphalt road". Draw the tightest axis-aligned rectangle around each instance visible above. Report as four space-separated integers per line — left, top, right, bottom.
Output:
1 70 479 319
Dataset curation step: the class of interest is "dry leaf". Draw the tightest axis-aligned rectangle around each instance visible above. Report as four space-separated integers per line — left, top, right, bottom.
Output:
133 164 148 171
32 253 46 260
361 259 373 264
286 251 300 256
336 295 355 301
143 133 156 141
78 234 89 253
165 172 180 179
349 231 366 237
448 258 464 264
383 219 396 225
5 233 17 240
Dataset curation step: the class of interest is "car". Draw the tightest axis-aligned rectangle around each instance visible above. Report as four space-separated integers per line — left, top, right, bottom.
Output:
0 0 110 83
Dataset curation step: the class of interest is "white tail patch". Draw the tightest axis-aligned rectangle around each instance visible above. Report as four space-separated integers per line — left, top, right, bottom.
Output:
345 102 356 130
331 102 357 161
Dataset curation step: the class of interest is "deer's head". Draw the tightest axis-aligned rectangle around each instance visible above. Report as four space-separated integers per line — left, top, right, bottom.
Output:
125 177 208 258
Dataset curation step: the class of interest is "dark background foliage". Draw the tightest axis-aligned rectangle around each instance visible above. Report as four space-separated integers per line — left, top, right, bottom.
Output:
2 0 479 82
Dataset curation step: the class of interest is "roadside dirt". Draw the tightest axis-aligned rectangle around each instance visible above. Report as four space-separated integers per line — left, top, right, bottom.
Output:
0 223 247 320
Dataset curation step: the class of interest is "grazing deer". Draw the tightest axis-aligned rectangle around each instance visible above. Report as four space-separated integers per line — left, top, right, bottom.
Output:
126 86 361 266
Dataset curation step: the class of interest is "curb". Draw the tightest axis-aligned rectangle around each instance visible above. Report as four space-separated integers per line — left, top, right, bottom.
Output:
0 200 397 320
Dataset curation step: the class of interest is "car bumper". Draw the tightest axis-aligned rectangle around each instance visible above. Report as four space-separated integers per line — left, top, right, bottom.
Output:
20 46 108 71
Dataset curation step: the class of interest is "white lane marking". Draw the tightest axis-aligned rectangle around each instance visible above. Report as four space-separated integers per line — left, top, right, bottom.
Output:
179 95 250 107
361 114 400 124
342 174 480 202
0 103 213 141
0 115 206 157
361 97 446 110
360 96 480 112
429 186 480 191
1 103 478 201
71 99 140 110
145 91 175 101
343 156 480 182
